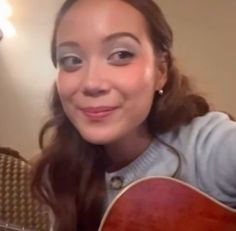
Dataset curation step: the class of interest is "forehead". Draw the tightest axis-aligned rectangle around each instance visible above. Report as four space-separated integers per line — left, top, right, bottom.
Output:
56 0 149 43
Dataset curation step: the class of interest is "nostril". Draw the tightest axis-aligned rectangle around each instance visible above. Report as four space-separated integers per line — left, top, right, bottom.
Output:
81 75 111 97
83 87 108 97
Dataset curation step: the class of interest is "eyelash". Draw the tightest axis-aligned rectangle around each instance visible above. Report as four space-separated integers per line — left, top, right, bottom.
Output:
58 55 82 72
108 50 135 65
57 50 135 72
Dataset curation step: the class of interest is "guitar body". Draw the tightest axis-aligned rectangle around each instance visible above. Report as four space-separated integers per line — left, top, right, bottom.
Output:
99 177 236 231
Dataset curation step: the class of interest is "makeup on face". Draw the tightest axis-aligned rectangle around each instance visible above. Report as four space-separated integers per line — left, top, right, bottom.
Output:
56 33 143 72
55 0 165 146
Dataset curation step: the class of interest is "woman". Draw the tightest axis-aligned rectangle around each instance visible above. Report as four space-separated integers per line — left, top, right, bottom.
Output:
32 0 236 230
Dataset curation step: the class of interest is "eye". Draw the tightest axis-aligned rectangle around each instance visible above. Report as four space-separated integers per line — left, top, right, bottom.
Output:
108 50 135 66
58 55 82 72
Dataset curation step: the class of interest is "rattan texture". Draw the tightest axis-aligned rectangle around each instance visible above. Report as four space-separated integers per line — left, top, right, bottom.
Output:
0 154 49 231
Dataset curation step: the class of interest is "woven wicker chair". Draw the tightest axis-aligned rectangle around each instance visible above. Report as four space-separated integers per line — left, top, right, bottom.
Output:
0 153 49 231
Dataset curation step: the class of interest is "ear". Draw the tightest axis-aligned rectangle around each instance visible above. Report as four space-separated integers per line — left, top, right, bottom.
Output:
154 52 168 91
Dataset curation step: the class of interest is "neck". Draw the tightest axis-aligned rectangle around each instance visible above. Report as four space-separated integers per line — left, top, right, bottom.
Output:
104 125 153 172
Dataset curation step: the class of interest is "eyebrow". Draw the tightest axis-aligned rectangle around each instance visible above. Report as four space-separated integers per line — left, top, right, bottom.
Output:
102 32 141 45
57 32 141 49
57 41 80 49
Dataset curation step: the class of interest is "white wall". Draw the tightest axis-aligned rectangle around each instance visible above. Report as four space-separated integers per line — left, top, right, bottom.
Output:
0 0 61 158
0 0 235 159
157 0 236 113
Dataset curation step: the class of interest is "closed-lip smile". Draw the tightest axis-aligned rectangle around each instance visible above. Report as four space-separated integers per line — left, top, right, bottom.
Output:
80 106 118 119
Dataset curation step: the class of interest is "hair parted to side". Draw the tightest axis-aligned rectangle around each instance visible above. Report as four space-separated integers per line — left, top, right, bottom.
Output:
32 0 210 231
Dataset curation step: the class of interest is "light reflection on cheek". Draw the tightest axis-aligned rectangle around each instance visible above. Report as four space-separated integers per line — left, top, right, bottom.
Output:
124 61 154 88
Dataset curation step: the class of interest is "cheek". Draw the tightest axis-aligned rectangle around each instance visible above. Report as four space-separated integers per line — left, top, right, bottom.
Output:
115 60 157 95
56 71 80 99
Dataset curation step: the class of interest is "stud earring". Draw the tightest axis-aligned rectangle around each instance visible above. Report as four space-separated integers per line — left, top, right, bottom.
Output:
158 89 164 95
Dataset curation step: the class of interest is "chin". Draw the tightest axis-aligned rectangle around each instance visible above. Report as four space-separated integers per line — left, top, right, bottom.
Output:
80 132 115 145
76 124 125 145
83 137 112 145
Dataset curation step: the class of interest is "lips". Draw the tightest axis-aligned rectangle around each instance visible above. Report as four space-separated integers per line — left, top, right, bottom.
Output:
80 106 117 119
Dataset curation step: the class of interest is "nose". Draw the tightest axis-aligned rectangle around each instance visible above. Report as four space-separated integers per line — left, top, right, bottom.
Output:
81 60 110 97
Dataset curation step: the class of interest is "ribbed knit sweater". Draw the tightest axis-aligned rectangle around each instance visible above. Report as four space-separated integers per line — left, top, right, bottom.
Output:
105 112 236 208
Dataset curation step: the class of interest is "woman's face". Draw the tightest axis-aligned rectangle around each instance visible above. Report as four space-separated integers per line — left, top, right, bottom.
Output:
55 0 167 145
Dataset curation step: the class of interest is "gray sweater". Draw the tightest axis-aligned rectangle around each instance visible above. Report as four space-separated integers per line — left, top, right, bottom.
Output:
105 112 236 208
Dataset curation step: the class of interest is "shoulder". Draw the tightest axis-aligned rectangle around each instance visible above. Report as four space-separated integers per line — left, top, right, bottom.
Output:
182 111 236 148
159 111 236 206
160 111 235 148
188 111 233 129
168 112 236 205
183 111 233 133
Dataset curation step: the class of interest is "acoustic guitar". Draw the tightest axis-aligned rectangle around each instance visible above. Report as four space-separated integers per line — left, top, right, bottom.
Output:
99 177 236 231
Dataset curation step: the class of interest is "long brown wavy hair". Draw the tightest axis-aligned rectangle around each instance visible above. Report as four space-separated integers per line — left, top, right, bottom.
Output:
32 0 210 230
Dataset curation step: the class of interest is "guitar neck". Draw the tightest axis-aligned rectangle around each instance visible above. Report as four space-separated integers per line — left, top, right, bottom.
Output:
0 222 34 231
